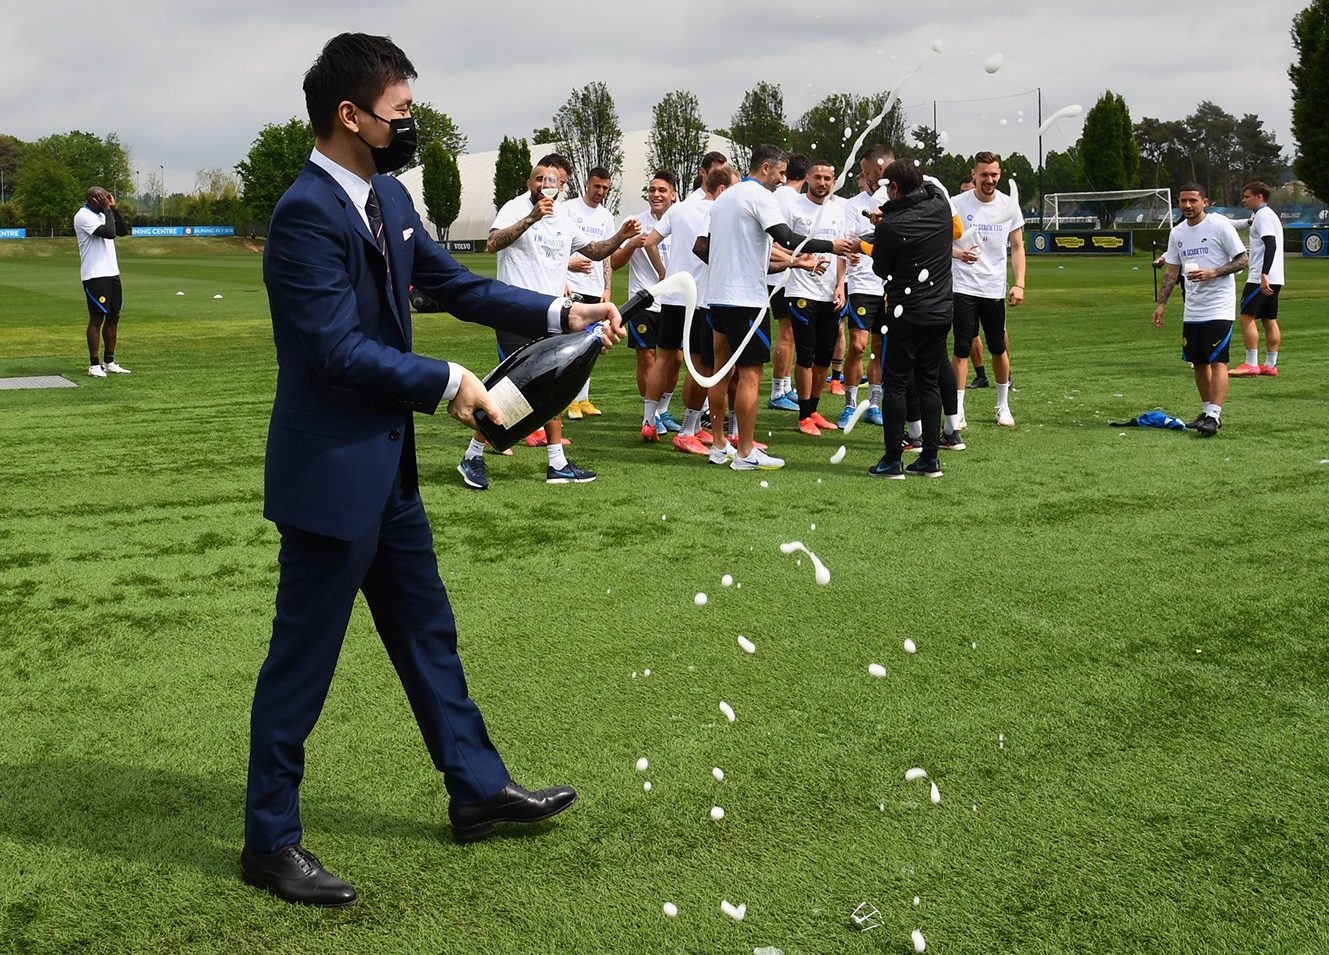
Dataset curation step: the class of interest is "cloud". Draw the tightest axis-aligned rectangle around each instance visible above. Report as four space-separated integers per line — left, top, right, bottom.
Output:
0 0 1298 193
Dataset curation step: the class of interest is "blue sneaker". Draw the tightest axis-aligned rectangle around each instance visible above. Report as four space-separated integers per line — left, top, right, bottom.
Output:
657 411 683 433
457 456 488 490
547 460 597 484
866 406 884 427
867 457 905 479
836 405 855 429
905 458 943 478
767 393 800 412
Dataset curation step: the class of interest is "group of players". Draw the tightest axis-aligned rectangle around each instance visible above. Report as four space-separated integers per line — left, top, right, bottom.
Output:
454 142 1033 488
451 142 1286 488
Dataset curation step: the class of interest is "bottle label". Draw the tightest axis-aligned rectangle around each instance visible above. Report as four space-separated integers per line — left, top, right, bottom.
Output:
486 377 535 426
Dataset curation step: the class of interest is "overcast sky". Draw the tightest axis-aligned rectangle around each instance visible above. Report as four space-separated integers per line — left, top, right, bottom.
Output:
1 0 1304 194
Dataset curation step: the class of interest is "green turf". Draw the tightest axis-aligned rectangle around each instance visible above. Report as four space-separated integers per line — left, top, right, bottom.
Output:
1 238 1327 954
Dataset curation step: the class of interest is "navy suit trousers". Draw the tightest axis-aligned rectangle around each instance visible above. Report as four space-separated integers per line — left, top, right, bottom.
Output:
244 469 510 852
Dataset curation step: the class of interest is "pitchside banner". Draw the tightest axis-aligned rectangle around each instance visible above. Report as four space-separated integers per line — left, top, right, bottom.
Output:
131 225 236 237
0 228 26 239
1027 231 1134 256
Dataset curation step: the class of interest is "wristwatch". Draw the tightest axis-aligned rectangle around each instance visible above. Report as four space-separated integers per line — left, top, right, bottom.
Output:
559 296 574 332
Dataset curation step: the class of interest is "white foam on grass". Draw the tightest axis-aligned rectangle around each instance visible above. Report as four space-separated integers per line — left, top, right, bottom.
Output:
779 541 831 585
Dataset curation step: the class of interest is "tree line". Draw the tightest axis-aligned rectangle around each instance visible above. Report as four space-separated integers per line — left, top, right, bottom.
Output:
4 2 1323 237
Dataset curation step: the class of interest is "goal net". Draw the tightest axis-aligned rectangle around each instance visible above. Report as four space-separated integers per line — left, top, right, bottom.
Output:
1042 188 1172 230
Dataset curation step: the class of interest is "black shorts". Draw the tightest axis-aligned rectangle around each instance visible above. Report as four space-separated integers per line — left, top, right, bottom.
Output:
1239 283 1281 320
953 292 1006 358
658 303 686 350
847 293 882 333
496 328 535 361
712 305 771 368
688 307 715 367
767 289 791 321
83 276 123 320
1181 320 1234 366
627 309 660 350
787 296 841 368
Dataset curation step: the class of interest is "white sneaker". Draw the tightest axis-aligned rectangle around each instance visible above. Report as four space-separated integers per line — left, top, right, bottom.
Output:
708 443 736 465
995 406 1016 427
105 361 131 374
88 364 107 378
731 448 785 470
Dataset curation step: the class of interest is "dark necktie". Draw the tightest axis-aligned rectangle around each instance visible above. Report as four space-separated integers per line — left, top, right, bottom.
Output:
365 186 395 302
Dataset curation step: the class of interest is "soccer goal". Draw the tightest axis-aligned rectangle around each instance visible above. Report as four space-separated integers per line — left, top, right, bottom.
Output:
1042 188 1172 230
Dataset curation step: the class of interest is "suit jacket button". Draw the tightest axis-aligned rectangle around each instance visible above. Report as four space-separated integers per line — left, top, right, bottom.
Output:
389 428 402 441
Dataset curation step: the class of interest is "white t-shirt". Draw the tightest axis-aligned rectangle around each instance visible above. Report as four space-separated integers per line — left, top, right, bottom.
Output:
784 193 845 302
952 188 1024 299
621 207 667 311
491 193 592 296
768 185 803 288
706 179 785 308
1163 213 1247 323
652 197 711 307
1247 204 1284 286
564 197 614 297
74 206 119 281
843 190 884 297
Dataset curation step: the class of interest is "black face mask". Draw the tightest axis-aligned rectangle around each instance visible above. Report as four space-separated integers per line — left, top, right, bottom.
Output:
356 108 417 174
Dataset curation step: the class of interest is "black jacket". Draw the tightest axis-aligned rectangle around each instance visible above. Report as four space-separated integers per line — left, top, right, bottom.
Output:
871 183 953 326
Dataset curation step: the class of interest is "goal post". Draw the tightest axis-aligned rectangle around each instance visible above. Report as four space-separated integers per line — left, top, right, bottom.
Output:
1042 188 1172 230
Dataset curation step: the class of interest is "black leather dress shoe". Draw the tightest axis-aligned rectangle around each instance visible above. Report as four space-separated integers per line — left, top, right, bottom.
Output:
240 843 358 907
449 781 578 842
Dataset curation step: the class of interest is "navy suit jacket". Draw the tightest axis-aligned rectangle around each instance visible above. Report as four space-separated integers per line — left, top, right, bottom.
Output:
263 160 552 541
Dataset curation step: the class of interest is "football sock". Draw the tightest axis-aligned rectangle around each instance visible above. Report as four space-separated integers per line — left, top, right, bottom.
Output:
104 352 115 364
725 411 738 435
869 384 883 407
957 389 967 414
1266 350 1278 368
945 414 961 432
659 391 673 417
547 444 568 470
847 385 860 407
682 409 701 436
770 377 783 400
1245 348 1259 366
974 363 986 379
465 438 486 460
996 382 1010 408
575 379 591 403
907 419 923 440
799 398 815 420
643 399 658 426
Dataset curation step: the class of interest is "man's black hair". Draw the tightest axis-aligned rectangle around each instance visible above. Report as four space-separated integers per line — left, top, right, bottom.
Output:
749 144 789 173
537 153 573 176
785 153 810 180
651 168 679 192
303 33 417 139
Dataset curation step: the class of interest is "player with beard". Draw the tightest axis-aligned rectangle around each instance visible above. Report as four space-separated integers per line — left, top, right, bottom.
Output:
951 151 1025 428
767 153 809 411
457 155 639 489
783 158 849 435
563 166 615 419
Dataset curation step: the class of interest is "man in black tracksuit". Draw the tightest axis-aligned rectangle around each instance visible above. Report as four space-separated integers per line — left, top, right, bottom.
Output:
869 160 954 478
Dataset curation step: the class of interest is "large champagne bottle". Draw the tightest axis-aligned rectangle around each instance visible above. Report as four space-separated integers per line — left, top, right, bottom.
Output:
472 275 693 451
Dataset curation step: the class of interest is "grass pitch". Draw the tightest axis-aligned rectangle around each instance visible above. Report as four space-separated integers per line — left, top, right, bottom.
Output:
1 238 1327 954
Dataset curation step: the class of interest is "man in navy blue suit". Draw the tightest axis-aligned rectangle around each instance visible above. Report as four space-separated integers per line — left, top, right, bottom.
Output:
241 33 626 908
